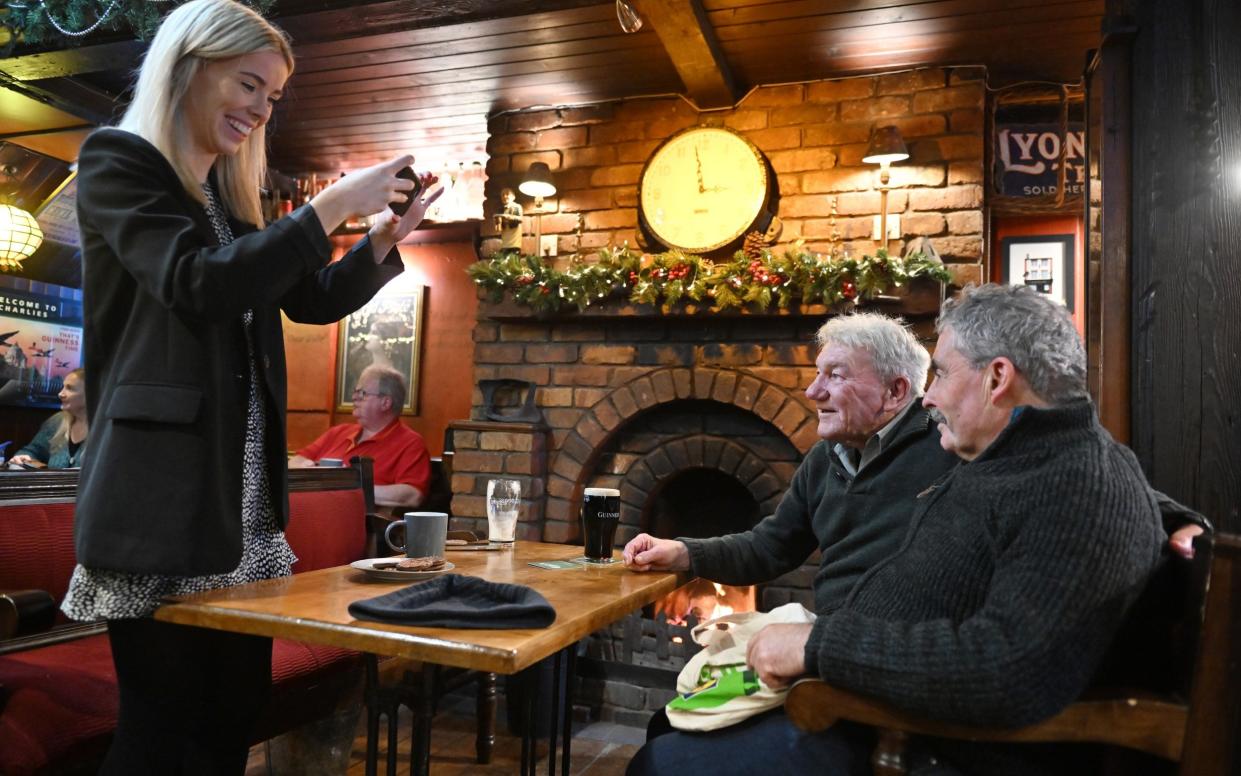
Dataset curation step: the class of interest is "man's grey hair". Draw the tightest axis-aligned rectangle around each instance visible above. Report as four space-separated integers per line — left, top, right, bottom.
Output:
360 364 407 413
937 284 1087 405
815 312 931 396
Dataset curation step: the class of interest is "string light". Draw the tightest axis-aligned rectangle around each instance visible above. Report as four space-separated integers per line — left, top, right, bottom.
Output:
40 0 121 37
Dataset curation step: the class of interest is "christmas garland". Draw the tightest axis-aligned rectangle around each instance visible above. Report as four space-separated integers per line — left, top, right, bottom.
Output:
467 245 952 315
4 0 273 47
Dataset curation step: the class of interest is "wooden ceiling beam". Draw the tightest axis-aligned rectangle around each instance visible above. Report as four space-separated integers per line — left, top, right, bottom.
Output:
288 41 668 93
632 0 740 109
0 0 606 80
0 72 119 126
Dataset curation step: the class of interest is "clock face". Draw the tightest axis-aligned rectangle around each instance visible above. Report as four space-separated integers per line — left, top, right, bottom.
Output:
639 127 770 253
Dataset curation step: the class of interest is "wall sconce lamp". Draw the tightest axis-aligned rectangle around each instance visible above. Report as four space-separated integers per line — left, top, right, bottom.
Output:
0 166 43 271
862 125 909 251
519 161 557 257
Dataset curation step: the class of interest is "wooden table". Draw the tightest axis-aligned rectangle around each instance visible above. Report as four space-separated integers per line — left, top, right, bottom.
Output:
155 541 686 774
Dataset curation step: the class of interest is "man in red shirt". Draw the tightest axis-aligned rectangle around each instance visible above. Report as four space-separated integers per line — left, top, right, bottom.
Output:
289 365 430 508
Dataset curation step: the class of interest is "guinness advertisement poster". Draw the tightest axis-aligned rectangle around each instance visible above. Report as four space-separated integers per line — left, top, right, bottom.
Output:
0 284 84 408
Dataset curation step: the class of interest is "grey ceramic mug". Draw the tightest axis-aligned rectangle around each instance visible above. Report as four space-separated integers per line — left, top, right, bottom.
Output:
384 512 448 558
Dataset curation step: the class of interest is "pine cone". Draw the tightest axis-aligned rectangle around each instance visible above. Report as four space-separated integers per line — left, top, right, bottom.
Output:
743 231 765 261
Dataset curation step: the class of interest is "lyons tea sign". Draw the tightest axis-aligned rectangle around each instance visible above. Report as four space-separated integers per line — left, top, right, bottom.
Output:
995 123 1086 198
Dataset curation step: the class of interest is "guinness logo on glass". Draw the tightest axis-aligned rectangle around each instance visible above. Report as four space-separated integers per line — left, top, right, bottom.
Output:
581 487 621 563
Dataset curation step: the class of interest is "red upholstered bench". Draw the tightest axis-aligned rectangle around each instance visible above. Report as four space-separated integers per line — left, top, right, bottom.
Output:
0 462 376 775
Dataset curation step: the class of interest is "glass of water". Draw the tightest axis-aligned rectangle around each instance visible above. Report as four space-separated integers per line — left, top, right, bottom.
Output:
486 479 521 546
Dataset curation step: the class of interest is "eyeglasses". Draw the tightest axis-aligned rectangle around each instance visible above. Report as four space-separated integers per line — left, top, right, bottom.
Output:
351 388 384 401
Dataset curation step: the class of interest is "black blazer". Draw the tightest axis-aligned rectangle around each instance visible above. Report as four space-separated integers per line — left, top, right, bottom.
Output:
74 128 403 576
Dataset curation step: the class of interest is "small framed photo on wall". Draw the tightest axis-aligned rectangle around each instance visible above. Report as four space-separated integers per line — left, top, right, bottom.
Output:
335 287 426 414
999 234 1075 312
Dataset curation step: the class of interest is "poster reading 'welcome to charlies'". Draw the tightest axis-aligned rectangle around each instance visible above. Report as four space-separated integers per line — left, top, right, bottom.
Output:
0 285 83 409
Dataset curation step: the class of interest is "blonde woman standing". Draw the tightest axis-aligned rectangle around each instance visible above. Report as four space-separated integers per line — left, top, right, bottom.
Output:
62 0 440 771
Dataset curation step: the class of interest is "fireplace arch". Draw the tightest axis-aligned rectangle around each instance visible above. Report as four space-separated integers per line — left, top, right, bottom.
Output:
544 365 817 541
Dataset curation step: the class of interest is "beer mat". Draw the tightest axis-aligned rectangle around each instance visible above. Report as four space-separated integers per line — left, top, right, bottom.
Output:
445 538 489 546
529 560 580 570
348 574 555 629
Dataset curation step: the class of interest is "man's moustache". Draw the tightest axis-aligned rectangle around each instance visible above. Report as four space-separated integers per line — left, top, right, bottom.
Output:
927 408 947 425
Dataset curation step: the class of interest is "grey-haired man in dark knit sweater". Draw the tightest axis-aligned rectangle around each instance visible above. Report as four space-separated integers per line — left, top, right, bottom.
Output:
628 285 1169 776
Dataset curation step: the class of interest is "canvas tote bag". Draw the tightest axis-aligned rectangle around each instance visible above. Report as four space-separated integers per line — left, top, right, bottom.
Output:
666 602 816 731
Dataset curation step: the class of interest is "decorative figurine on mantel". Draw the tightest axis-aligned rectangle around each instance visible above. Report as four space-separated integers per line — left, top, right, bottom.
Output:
494 188 523 255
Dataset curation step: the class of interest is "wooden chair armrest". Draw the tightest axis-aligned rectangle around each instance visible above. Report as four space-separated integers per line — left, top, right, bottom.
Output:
366 511 394 559
785 679 1188 762
0 589 56 640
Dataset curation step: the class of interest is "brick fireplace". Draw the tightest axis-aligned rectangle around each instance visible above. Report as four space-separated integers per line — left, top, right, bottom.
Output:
448 289 939 723
449 288 939 558
451 304 825 604
446 63 977 722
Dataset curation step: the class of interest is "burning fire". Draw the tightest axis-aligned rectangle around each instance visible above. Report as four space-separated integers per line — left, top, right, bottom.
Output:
654 579 757 625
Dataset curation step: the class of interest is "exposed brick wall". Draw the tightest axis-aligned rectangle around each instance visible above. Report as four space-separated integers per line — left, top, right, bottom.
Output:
453 302 940 546
482 66 985 271
451 311 825 544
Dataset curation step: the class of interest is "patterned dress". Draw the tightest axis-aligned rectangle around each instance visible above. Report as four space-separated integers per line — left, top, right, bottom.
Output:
62 183 297 621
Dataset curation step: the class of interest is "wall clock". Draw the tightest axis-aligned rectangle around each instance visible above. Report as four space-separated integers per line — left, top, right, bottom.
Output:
638 126 771 254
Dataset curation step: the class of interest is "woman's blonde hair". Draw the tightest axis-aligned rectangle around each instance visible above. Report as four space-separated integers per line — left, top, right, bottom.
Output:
118 0 293 228
50 368 87 453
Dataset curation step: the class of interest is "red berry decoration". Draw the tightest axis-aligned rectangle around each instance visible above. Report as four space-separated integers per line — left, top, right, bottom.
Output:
628 271 639 284
540 286 551 295
516 274 534 286
841 280 857 299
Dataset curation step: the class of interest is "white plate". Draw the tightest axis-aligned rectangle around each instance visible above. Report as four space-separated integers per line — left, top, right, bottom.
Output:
350 557 455 582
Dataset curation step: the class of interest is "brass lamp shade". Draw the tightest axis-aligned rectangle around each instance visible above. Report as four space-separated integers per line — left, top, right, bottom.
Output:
862 126 910 166
0 204 43 269
518 162 556 199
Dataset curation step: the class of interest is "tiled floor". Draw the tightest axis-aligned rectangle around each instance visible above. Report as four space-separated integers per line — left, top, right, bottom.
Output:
246 705 645 775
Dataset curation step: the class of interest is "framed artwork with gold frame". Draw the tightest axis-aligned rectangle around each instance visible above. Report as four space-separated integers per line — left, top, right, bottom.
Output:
335 287 425 414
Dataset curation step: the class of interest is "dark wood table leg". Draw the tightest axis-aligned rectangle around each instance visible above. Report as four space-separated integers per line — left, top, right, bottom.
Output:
365 655 380 776
410 665 437 776
386 686 398 776
520 666 537 776
549 650 562 776
561 645 577 776
477 671 497 764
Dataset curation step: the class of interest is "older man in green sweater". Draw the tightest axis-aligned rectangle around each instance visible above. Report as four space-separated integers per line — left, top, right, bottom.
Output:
627 285 1171 776
625 312 958 614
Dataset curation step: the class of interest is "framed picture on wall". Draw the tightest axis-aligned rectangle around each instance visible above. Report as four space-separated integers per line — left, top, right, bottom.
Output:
335 288 426 414
1000 234 1075 312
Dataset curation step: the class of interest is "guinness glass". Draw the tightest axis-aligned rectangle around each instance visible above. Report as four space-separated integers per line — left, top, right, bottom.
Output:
580 487 621 563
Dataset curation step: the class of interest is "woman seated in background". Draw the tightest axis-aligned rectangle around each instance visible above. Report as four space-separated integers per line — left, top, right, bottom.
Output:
10 368 88 469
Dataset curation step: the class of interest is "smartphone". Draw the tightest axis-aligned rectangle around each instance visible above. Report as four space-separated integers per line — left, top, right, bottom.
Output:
389 167 423 217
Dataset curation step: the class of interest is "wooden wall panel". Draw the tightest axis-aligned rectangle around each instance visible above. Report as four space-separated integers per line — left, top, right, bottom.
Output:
1129 0 1241 533
381 240 480 455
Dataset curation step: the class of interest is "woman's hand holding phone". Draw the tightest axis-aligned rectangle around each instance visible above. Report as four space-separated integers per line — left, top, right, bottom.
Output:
367 168 443 260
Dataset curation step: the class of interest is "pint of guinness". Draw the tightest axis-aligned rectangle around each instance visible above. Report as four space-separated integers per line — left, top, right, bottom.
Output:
580 487 621 563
